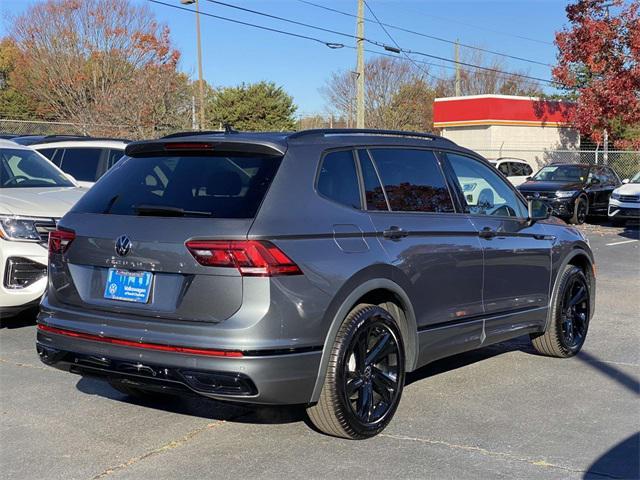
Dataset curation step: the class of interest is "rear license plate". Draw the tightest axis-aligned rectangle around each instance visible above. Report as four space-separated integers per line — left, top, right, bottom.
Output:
104 268 153 303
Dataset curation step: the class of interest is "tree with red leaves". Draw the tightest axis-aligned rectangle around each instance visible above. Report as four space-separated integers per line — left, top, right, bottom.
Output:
553 0 639 148
8 0 189 136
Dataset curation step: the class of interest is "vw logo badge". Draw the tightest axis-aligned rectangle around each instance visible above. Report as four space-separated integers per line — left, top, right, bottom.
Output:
115 235 131 257
533 192 540 199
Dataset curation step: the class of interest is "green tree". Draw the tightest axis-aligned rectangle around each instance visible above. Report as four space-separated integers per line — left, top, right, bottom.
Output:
0 38 36 118
208 81 297 131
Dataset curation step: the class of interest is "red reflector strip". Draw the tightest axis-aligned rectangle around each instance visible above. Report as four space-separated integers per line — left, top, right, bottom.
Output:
164 142 213 150
37 324 243 358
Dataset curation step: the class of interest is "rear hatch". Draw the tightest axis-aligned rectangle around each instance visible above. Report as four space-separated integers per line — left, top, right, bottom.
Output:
49 139 284 323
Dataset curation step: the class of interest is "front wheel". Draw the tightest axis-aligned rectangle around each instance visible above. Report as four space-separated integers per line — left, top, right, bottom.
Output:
306 304 405 439
569 196 588 225
531 265 591 357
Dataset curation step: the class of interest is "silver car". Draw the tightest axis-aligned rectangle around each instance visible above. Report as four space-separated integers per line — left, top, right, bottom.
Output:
37 129 595 439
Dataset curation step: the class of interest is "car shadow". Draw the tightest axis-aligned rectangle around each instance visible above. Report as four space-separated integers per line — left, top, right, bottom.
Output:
406 336 534 387
584 432 640 479
0 308 38 329
75 375 307 425
617 222 640 240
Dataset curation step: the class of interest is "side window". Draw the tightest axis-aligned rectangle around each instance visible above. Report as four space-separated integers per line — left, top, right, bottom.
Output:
107 149 124 169
510 162 531 176
357 149 388 211
58 148 103 182
368 148 454 213
317 150 361 209
603 167 619 185
498 162 510 176
447 153 527 218
38 148 56 161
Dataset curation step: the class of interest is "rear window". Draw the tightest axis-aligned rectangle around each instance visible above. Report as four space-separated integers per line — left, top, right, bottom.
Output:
71 154 282 218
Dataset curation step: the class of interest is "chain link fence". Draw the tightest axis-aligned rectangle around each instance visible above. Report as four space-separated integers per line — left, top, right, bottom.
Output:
472 149 640 180
0 119 177 140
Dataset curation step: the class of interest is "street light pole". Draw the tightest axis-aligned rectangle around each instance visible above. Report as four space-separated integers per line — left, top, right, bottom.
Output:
181 0 206 130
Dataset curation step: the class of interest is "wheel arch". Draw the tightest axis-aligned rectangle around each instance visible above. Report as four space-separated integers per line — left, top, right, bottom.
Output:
545 247 596 332
309 274 418 404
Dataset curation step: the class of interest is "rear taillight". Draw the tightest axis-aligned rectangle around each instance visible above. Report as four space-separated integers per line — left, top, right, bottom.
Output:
185 240 302 276
49 229 75 254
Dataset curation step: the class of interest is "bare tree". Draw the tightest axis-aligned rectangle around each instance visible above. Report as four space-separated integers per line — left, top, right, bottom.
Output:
434 50 542 97
9 0 189 136
322 56 434 130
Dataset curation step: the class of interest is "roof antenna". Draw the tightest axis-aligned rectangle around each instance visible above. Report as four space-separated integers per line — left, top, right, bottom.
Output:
223 123 237 134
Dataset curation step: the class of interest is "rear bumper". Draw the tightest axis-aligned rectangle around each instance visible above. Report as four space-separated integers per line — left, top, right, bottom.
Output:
36 325 322 405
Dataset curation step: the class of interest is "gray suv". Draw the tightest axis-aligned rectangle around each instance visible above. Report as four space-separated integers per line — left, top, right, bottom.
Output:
37 129 595 439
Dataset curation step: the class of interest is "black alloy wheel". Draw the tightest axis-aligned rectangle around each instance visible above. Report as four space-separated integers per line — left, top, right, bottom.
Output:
339 319 402 426
559 273 590 349
572 197 588 225
306 304 405 439
531 265 591 357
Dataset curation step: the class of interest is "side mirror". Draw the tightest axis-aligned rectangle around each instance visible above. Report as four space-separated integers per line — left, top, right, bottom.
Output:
590 177 600 185
622 178 630 184
526 176 532 181
528 199 551 224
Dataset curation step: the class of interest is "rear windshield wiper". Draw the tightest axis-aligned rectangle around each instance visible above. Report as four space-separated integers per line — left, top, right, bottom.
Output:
133 204 213 217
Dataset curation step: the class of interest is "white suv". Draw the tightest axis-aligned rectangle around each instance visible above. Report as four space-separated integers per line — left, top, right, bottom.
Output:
0 140 85 318
489 158 534 186
609 171 640 226
13 136 128 188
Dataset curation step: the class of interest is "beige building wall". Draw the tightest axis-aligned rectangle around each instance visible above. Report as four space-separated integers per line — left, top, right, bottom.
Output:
441 125 581 169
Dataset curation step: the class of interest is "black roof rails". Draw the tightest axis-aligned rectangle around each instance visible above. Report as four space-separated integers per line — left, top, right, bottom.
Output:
288 128 457 145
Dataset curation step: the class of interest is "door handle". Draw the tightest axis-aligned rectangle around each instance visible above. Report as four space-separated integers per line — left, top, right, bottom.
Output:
478 227 497 239
382 226 409 239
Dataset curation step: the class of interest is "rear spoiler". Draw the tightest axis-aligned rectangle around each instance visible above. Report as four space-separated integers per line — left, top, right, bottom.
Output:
125 139 285 157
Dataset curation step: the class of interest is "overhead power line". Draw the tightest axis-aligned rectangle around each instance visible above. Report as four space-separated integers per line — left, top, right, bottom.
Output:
363 0 446 82
149 0 560 87
147 0 348 49
297 0 553 48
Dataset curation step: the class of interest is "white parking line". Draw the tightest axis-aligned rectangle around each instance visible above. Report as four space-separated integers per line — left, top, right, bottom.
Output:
605 239 639 246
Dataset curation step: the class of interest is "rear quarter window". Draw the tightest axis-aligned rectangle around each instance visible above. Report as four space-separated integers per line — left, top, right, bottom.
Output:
317 150 361 209
71 153 282 219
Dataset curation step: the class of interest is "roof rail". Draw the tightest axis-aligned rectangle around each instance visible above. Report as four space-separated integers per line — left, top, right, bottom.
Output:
288 128 457 144
161 130 226 139
27 135 131 144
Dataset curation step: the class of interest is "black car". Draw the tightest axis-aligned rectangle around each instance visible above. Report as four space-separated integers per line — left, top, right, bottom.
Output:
518 163 620 224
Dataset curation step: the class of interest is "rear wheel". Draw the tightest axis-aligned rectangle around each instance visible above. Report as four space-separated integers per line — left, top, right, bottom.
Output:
307 304 405 439
531 265 590 357
569 196 588 225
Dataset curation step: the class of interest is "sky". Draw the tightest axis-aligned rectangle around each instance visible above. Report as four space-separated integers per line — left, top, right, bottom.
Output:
0 0 571 115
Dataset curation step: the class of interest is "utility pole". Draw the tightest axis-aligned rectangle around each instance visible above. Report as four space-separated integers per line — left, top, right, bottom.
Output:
191 96 197 130
455 39 461 96
356 0 365 128
181 0 206 130
603 129 609 165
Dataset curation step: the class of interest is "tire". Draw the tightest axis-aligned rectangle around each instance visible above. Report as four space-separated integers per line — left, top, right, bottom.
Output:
531 265 591 357
569 196 588 225
306 304 405 439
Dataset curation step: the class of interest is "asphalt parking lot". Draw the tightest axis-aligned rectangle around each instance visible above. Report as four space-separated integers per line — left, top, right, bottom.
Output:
1 222 638 480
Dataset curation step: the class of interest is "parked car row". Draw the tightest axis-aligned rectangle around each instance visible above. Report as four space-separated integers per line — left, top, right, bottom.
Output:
0 129 636 439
